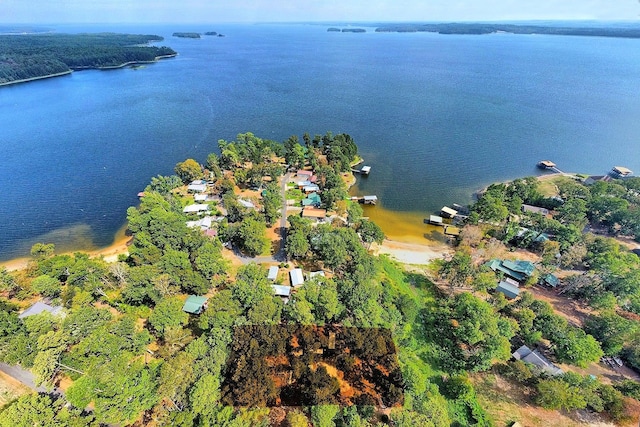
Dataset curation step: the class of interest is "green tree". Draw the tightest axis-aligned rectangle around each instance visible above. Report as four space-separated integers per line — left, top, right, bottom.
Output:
536 378 587 411
286 229 310 260
148 296 188 337
30 242 55 260
236 216 269 256
174 158 202 184
311 405 340 427
261 182 282 226
31 274 62 298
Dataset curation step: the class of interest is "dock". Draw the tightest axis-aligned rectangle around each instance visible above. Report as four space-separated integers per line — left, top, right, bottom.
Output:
350 195 378 205
536 160 568 175
351 165 371 175
609 166 633 179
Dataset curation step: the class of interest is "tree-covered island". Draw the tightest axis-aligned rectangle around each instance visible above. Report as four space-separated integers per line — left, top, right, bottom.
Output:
2 132 640 426
0 33 176 86
172 32 201 39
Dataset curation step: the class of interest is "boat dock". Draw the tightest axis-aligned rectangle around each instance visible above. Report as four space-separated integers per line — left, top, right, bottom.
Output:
350 195 378 205
537 160 567 175
351 165 371 175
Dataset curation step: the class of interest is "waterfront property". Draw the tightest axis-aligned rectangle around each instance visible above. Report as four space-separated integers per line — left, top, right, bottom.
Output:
610 166 633 179
187 180 208 193
182 295 208 314
513 345 563 376
486 259 536 283
363 195 378 205
440 206 458 218
537 160 556 169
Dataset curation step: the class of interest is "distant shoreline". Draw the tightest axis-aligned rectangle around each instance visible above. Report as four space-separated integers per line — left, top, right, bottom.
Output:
0 70 73 87
0 53 177 87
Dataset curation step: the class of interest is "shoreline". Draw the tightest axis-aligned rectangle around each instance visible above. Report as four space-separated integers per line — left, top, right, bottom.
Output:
0 53 177 87
0 70 73 87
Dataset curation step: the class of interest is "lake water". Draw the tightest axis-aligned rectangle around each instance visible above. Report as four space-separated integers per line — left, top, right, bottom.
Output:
1 23 640 261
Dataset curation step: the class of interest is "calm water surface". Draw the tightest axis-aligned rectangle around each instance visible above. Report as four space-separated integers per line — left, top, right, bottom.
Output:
1 23 640 260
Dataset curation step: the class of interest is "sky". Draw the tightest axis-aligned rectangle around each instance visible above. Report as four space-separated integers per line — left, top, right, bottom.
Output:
1 0 639 24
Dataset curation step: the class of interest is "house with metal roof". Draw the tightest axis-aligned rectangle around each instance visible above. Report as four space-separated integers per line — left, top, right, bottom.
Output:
303 184 321 193
302 192 322 208
267 266 279 281
486 259 535 282
183 204 210 214
272 285 292 297
187 181 208 193
290 268 305 287
522 204 550 216
296 170 313 180
182 295 208 314
513 345 563 376
495 281 520 299
302 207 327 222
18 301 64 319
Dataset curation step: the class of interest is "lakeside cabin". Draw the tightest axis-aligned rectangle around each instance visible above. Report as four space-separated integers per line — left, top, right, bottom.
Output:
187 180 208 192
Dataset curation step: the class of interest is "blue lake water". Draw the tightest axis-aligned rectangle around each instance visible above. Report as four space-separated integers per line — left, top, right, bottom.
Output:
1 23 640 260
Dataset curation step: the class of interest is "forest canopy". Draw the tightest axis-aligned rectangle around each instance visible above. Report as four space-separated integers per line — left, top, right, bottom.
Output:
0 33 176 84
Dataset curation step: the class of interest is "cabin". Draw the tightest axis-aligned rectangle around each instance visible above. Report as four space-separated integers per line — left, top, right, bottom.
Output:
441 206 458 218
429 215 443 226
513 345 563 376
183 204 210 214
540 273 559 288
290 268 305 287
610 166 633 179
486 259 535 282
302 192 322 208
187 180 208 193
537 160 556 169
272 285 292 298
182 295 208 315
267 266 279 281
186 216 212 230
18 301 64 319
495 281 520 299
363 195 378 205
522 204 550 216
302 207 327 222
296 170 313 180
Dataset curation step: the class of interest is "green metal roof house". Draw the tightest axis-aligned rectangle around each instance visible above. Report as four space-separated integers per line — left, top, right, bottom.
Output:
182 295 208 314
486 259 535 282
495 281 520 299
302 192 322 207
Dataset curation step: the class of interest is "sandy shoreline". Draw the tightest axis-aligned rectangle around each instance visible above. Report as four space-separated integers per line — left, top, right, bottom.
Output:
374 239 451 265
0 235 131 272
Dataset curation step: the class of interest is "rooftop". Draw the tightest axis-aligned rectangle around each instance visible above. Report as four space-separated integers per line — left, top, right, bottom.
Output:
302 207 327 219
268 266 279 281
183 204 210 213
290 268 305 287
495 281 520 299
182 295 208 314
18 301 64 319
272 285 292 297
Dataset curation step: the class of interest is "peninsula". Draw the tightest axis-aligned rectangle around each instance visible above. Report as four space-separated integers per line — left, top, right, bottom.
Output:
375 22 640 38
0 33 176 86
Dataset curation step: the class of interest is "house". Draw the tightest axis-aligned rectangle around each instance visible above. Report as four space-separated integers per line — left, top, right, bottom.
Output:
183 204 210 214
267 266 279 281
302 207 327 221
583 175 609 186
309 271 325 279
522 204 550 216
186 216 212 230
297 180 312 188
18 301 64 319
441 206 458 218
303 184 320 193
272 285 292 297
495 281 520 299
194 194 208 202
296 170 313 180
486 259 536 282
290 268 305 287
513 345 563 376
182 295 208 314
540 273 559 288
302 192 322 208
238 199 256 209
187 180 208 193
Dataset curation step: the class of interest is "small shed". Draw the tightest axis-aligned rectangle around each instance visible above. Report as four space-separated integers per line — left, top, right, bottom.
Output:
290 268 305 287
540 273 559 288
18 302 64 319
268 266 279 281
441 206 458 218
495 281 520 299
182 295 208 314
272 285 292 297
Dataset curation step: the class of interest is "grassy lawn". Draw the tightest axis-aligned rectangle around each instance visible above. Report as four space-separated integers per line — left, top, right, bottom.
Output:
536 175 576 198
